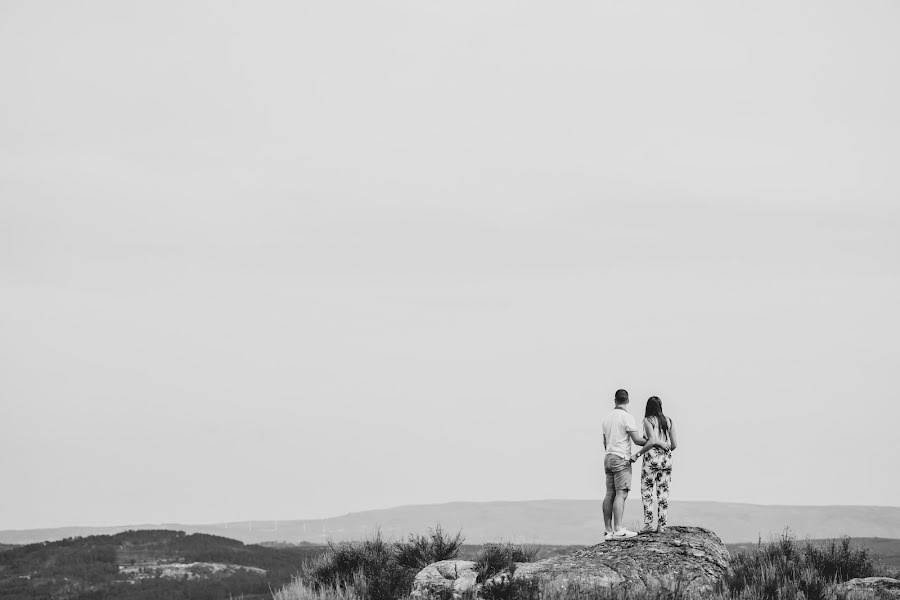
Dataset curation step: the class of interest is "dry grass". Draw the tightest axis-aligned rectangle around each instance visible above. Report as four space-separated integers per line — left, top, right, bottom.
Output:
273 572 368 600
293 526 464 600
273 529 888 600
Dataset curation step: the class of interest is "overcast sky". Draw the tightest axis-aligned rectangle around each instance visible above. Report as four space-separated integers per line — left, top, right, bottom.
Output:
2 1 899 531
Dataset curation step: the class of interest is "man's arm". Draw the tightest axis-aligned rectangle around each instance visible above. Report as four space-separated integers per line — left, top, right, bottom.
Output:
631 419 669 462
603 433 607 451
628 426 670 450
628 430 648 446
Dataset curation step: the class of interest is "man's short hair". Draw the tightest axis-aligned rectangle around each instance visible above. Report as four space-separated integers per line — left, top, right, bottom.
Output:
614 389 629 404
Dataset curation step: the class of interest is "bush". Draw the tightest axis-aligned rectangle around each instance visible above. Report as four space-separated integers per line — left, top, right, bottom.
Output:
299 526 464 600
302 533 408 600
394 525 465 570
474 543 541 583
802 537 875 582
722 530 876 600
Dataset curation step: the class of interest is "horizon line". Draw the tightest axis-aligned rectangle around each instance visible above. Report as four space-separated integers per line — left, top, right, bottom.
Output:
3 498 899 533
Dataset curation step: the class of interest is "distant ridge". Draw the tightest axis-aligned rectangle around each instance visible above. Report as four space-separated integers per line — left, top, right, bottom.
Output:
3 500 899 545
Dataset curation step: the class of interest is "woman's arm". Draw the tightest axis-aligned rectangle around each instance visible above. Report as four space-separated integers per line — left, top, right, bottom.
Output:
630 419 672 462
630 420 659 461
645 418 671 450
669 421 677 451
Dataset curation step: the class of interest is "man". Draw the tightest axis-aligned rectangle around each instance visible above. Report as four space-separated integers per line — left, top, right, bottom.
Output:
602 389 657 539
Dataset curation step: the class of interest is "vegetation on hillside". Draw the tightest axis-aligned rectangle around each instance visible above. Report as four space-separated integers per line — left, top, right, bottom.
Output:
2 526 897 600
276 529 896 600
0 529 327 600
727 537 900 574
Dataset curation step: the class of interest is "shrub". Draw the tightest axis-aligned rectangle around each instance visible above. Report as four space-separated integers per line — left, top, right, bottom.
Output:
474 543 541 583
299 526 464 600
394 525 465 570
301 533 409 600
722 530 876 600
802 537 875 582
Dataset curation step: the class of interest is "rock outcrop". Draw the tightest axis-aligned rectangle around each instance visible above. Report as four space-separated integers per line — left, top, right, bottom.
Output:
412 526 729 598
833 577 900 599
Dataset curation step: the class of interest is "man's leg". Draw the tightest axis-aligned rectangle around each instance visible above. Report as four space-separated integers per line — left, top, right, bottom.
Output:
608 456 635 536
603 459 615 533
603 486 615 533
613 488 629 531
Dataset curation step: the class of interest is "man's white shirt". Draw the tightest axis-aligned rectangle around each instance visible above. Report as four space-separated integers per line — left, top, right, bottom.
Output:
602 408 637 459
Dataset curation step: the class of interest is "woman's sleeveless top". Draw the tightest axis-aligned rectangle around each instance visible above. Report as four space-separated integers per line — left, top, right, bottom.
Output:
643 416 673 470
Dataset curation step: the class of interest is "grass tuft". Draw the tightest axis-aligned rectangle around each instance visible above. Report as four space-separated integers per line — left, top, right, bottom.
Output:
274 571 368 600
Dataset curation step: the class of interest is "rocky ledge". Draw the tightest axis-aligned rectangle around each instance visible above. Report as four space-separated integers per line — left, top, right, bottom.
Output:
833 577 900 599
412 526 730 598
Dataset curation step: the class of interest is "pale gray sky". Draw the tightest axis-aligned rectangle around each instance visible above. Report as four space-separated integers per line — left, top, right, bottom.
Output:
1 1 899 531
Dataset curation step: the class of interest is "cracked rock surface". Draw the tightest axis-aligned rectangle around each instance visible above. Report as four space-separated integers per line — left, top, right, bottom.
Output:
833 577 900 599
412 526 729 598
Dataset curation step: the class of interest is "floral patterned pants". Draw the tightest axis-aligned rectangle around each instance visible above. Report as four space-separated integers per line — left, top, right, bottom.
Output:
641 450 672 529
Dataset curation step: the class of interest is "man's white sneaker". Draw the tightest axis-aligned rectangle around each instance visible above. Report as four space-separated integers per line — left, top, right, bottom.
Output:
603 530 614 541
612 529 638 539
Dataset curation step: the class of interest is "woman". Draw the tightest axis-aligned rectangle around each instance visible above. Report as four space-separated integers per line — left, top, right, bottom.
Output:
629 396 677 533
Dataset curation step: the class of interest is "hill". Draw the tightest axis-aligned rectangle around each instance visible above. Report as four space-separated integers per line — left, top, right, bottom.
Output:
1 529 898 600
0 529 326 600
4 500 898 545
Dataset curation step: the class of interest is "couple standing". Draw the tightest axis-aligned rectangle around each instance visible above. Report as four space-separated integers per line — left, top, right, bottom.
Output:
602 389 678 539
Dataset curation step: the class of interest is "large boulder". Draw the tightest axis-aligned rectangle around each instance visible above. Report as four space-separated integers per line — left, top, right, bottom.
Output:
833 577 900 599
412 526 729 598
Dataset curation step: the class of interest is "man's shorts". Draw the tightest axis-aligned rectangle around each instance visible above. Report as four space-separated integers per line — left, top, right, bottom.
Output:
604 454 632 492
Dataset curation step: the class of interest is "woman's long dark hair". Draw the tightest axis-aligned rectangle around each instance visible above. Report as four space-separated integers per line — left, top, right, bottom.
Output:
644 396 670 439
